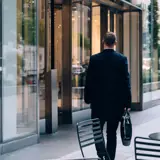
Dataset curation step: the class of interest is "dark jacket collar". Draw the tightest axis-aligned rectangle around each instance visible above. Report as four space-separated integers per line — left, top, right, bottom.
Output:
103 48 114 51
102 48 115 53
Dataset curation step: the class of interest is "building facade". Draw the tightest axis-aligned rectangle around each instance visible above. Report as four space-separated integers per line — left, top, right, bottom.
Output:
0 0 160 155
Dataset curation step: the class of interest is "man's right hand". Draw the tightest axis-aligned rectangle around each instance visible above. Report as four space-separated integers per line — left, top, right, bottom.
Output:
124 108 131 111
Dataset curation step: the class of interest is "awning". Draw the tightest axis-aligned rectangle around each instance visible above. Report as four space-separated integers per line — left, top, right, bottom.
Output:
93 0 142 12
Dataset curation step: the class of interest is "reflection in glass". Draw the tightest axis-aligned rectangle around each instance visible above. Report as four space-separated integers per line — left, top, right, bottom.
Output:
72 3 91 111
114 14 117 34
108 10 110 32
2 0 38 140
92 6 100 54
17 0 37 135
54 8 62 109
140 0 152 103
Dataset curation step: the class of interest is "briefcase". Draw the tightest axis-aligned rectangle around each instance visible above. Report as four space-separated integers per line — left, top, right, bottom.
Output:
120 110 132 146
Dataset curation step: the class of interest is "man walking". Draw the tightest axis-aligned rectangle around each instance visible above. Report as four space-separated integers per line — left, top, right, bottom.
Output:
84 32 131 160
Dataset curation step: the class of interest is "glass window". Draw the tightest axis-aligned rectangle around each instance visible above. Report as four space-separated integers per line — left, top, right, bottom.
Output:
92 6 100 54
108 10 110 32
133 0 152 104
72 3 91 111
138 1 152 103
2 0 38 141
114 14 117 34
151 0 160 102
54 8 62 110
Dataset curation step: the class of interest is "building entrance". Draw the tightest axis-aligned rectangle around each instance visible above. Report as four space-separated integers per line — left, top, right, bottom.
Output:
92 1 142 110
40 0 143 134
92 2 124 53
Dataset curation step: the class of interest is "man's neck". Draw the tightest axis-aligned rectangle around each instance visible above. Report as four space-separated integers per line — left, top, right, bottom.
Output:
103 44 114 50
104 46 114 50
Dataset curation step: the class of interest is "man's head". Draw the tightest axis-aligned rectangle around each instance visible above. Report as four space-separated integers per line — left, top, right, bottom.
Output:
102 32 117 49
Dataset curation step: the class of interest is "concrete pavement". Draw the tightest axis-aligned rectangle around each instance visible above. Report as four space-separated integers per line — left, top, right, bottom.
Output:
54 115 160 160
1 105 160 160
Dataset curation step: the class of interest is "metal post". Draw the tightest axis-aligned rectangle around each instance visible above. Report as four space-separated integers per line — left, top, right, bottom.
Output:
151 0 154 95
35 0 40 137
0 0 2 143
22 0 25 124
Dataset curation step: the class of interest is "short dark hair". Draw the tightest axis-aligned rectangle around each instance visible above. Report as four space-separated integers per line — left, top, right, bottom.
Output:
103 32 117 46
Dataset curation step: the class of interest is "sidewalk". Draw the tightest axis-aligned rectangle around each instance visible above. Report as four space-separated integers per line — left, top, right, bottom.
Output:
55 116 160 160
1 106 160 160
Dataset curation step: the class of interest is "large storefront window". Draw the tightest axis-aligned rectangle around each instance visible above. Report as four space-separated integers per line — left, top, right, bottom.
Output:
72 2 91 111
151 0 160 102
134 0 160 105
141 0 153 103
2 0 38 140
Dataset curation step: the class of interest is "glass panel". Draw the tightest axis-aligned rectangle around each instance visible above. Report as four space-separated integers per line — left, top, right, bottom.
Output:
2 0 38 141
39 0 45 119
141 0 152 103
72 3 91 111
46 2 51 72
114 14 117 34
108 10 110 32
54 8 62 110
151 0 160 102
110 11 114 32
92 6 100 54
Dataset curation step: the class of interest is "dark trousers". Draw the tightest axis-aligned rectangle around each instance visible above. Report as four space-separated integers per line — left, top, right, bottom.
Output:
92 112 119 160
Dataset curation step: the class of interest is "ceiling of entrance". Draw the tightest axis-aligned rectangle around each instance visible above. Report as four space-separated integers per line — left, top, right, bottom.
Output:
98 0 142 12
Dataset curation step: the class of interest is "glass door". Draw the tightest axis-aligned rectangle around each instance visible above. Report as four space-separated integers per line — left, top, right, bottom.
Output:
54 6 63 124
72 2 91 111
92 4 100 54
